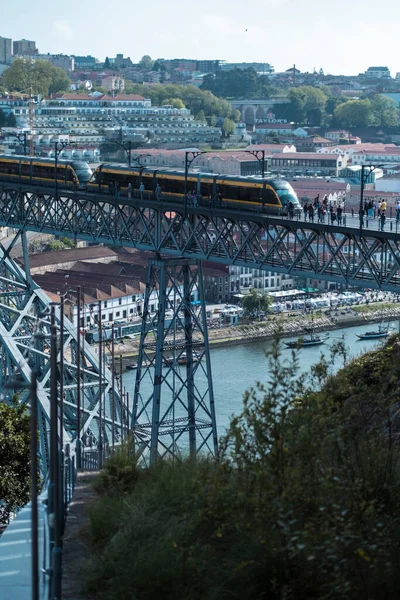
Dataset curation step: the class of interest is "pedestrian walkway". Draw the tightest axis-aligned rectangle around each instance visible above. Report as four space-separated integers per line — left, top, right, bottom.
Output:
62 471 99 600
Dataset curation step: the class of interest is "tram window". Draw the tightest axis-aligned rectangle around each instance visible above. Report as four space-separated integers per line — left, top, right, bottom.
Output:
21 163 31 176
265 188 279 206
158 177 185 195
200 181 213 198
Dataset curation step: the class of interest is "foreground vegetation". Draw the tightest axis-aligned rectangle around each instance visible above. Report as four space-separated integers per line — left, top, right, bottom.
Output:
85 338 400 599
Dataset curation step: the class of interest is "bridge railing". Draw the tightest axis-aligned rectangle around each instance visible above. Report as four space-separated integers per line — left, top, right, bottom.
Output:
0 444 78 600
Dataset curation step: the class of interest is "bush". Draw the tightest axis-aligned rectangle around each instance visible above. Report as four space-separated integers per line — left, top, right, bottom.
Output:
84 338 400 600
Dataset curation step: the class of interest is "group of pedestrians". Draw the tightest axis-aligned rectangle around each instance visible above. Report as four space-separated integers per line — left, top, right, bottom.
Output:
302 195 343 225
359 199 387 230
107 180 146 199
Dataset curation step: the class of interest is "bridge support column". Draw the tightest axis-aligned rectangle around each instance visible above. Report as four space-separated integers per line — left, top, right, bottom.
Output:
0 230 125 473
133 257 218 466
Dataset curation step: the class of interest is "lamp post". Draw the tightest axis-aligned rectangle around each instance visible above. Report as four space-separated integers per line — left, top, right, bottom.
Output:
184 150 206 213
245 149 266 178
359 164 384 231
54 140 72 201
10 131 28 156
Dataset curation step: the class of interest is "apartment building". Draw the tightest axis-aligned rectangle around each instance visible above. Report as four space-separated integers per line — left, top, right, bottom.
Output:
0 36 12 64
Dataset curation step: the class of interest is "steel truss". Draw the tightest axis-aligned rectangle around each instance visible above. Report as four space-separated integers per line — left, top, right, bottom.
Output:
1 185 400 290
133 258 218 465
0 231 125 470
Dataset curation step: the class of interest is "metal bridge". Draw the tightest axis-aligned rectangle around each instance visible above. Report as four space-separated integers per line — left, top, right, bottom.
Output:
0 181 400 599
1 184 400 290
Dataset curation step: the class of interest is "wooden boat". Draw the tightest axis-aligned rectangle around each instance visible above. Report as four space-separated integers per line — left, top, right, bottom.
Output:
284 333 329 348
356 329 390 340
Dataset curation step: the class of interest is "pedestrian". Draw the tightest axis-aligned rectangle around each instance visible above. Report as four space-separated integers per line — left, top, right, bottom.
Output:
377 200 382 218
396 199 400 222
193 192 198 207
381 199 387 215
308 204 314 222
288 200 294 219
303 201 308 220
127 182 132 199
218 192 222 207
115 181 120 199
155 183 162 201
337 204 343 225
380 212 386 231
359 207 365 227
367 200 373 219
139 181 145 199
330 208 337 224
108 181 113 196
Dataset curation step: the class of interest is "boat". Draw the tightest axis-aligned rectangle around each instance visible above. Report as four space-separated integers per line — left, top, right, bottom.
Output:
284 333 329 348
356 324 391 340
125 363 137 370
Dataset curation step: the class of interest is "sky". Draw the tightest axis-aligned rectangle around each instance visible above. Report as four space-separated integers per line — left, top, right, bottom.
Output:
3 0 400 76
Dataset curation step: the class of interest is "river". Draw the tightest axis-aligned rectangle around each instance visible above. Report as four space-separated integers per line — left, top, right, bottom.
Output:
122 320 398 437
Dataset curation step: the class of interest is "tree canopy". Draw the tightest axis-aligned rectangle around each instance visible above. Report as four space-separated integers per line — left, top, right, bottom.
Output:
124 82 234 123
242 289 272 314
0 58 71 97
0 398 31 515
333 99 375 128
138 55 154 70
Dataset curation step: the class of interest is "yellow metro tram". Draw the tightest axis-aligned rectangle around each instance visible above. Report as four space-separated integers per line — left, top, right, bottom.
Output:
0 155 92 188
88 164 301 214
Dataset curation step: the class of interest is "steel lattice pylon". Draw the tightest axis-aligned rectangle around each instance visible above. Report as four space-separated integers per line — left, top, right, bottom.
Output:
0 232 127 470
132 258 218 465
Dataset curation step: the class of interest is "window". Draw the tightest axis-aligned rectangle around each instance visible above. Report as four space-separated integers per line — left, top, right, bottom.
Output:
104 301 107 308
118 298 122 305
116 311 120 317
102 313 106 320
109 313 113 321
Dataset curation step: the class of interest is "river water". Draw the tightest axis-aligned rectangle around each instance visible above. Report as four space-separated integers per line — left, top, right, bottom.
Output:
123 321 398 437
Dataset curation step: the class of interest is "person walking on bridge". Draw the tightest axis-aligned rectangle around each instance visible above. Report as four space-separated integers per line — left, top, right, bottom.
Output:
139 181 145 199
155 183 162 201
337 204 343 225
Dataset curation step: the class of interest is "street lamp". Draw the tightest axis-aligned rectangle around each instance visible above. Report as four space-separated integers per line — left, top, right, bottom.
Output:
359 164 384 231
9 131 28 156
184 150 206 213
245 149 266 178
54 140 74 201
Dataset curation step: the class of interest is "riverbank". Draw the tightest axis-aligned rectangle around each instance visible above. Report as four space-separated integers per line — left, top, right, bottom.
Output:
104 302 400 367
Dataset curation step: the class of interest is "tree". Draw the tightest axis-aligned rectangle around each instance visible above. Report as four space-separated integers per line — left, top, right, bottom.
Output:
0 398 31 515
1 58 71 97
286 88 307 123
196 110 206 122
371 94 399 127
242 289 272 314
163 97 185 109
6 113 16 127
333 99 374 128
222 117 235 137
104 57 111 69
232 109 241 123
138 55 154 70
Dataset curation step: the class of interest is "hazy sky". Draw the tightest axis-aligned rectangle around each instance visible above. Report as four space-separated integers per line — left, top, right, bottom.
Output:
3 0 399 75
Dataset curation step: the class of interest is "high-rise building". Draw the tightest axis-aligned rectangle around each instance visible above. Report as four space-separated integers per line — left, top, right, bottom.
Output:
0 36 12 65
13 39 38 56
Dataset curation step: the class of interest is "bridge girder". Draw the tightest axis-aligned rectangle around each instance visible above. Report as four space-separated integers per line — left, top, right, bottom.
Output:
0 185 400 291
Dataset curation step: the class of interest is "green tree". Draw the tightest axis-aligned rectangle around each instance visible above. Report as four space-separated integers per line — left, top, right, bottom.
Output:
371 94 399 127
242 288 272 314
1 58 70 97
232 108 241 122
104 56 111 69
287 88 307 123
195 110 206 122
6 113 16 127
222 117 235 137
138 55 154 70
0 398 31 514
333 99 374 128
162 97 185 109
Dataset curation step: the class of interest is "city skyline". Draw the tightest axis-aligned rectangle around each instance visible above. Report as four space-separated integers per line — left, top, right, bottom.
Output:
2 0 400 76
